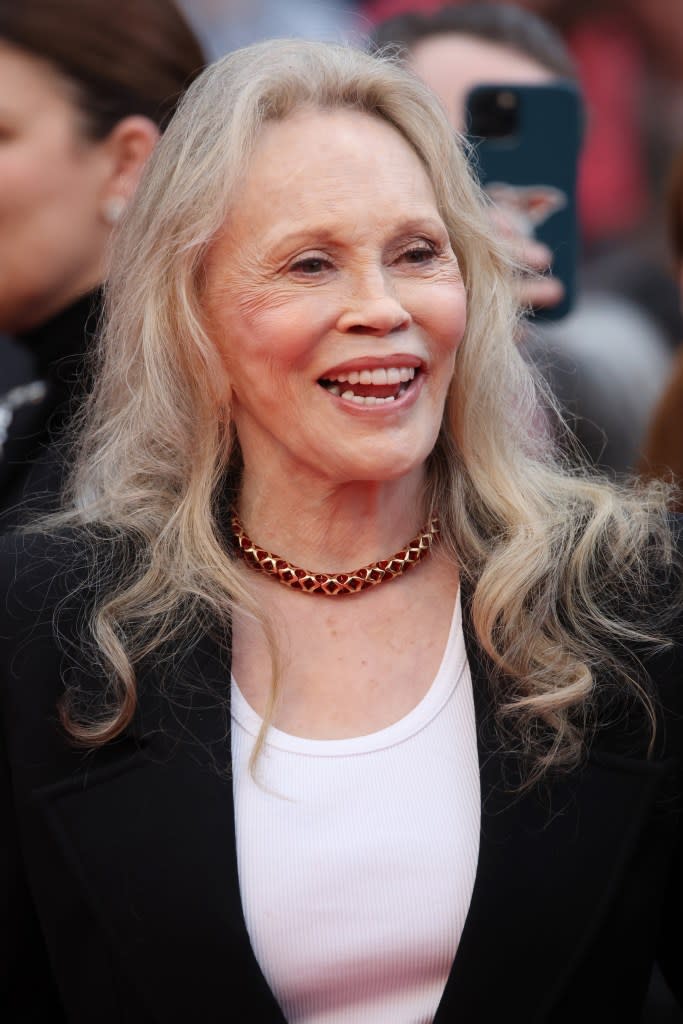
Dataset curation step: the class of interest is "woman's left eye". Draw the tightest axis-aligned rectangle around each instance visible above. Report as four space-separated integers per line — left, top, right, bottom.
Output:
400 245 436 264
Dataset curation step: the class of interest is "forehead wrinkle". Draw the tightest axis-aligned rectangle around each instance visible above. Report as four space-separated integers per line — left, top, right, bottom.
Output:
237 121 438 224
257 196 448 263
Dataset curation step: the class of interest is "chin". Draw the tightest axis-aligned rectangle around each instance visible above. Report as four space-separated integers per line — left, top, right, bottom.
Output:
331 439 434 485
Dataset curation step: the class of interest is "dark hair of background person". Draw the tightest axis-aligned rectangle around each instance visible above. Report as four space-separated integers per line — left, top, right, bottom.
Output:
0 0 206 136
368 1 576 78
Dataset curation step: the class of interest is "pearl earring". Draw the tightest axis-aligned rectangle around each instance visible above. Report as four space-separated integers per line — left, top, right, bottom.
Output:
102 196 127 225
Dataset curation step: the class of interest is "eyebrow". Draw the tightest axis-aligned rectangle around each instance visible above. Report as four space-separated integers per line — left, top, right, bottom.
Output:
267 215 450 253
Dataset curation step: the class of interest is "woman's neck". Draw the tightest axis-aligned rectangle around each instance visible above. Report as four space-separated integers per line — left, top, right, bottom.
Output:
237 464 429 574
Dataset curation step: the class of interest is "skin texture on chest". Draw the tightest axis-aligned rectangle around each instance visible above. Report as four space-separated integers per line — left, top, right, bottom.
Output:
230 548 459 738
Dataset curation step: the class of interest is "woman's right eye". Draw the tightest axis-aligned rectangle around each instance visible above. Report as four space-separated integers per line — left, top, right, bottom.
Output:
289 256 331 275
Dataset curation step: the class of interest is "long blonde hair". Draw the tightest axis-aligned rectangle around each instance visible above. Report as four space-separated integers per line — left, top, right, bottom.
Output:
50 38 678 779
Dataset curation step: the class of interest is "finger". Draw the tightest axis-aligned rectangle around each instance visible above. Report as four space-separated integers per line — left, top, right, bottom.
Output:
516 238 554 273
515 276 565 309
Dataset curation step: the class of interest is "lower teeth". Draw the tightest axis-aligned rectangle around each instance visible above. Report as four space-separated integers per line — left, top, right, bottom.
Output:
343 393 395 405
324 383 408 404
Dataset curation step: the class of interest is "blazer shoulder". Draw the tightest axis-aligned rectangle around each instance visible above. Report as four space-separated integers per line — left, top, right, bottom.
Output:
0 526 130 678
0 528 93 621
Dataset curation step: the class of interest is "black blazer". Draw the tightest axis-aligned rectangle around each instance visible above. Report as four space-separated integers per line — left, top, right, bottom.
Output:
1 531 681 1023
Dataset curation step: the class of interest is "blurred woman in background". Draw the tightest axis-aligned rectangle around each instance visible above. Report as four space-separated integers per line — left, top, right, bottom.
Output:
0 0 205 526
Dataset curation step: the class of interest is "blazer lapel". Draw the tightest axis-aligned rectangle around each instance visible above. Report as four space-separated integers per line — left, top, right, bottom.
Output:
37 634 286 1024
433 613 671 1022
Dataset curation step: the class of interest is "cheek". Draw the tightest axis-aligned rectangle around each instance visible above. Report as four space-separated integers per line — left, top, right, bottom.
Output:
0 147 98 240
215 284 333 377
447 292 468 347
210 307 301 405
0 147 52 216
421 282 468 357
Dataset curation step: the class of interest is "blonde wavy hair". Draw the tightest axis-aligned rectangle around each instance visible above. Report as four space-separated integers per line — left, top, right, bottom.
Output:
51 38 677 780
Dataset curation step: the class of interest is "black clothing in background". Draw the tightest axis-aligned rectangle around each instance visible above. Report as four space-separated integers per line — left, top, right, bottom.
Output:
0 290 101 529
0 334 33 392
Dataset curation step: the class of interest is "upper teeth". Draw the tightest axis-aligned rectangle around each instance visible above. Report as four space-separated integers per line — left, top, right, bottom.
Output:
326 367 416 385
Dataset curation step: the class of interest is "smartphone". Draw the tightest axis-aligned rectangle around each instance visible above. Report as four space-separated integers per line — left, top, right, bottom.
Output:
464 80 584 321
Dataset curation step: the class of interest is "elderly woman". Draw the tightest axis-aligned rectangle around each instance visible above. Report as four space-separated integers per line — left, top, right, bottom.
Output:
0 39 681 1024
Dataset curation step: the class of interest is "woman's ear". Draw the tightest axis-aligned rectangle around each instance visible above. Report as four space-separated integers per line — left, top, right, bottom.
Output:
99 115 161 225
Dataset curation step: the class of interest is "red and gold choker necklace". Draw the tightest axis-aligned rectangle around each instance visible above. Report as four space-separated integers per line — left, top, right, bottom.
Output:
230 511 440 596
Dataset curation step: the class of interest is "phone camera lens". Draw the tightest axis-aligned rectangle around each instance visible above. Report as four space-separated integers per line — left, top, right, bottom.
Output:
497 90 517 111
468 87 519 139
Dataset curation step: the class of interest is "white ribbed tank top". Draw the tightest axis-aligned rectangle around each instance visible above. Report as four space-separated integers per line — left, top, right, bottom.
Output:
231 589 480 1023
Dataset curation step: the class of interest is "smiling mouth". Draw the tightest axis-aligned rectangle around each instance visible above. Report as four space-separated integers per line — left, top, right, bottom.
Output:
318 366 418 406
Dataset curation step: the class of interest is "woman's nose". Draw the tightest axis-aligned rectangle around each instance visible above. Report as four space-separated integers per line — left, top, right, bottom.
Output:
335 274 412 336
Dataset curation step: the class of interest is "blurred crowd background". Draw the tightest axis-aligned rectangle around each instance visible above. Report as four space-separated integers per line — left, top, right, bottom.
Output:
2 0 683 498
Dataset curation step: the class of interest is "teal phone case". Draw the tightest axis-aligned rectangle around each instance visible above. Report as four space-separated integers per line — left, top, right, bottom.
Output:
465 80 584 321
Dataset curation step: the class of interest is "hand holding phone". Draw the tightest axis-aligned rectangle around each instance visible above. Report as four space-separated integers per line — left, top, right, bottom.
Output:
487 202 566 311
465 80 584 321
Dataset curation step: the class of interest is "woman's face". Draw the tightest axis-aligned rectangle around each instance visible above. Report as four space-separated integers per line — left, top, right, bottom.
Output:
204 107 467 490
0 42 112 332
